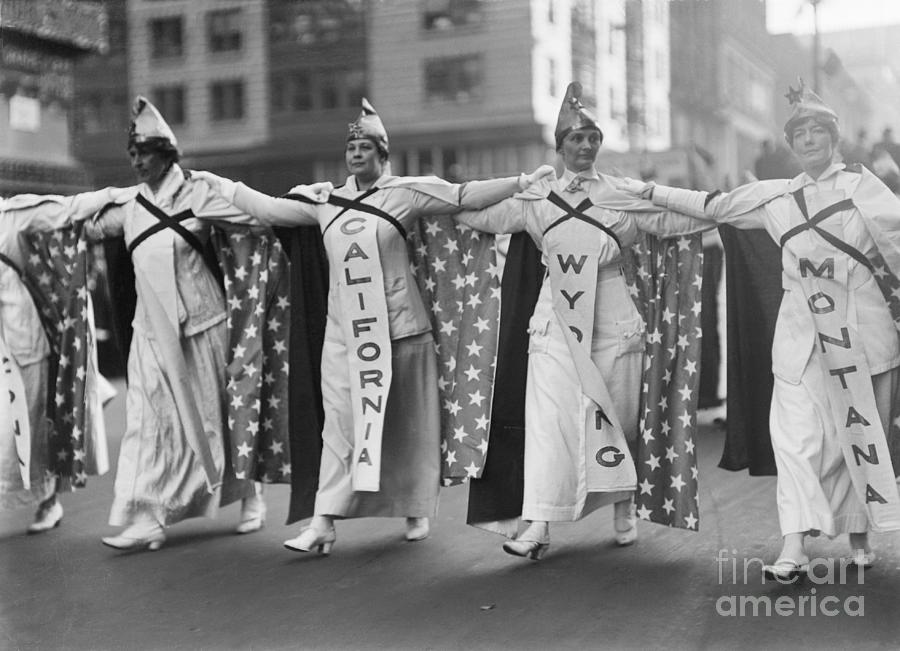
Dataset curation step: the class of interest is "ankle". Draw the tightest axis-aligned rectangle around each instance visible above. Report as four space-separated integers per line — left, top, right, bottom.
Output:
311 516 334 531
848 532 870 552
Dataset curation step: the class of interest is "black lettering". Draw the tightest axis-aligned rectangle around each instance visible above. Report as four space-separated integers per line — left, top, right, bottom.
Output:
799 257 834 279
360 369 383 388
561 289 584 309
340 216 366 235
362 396 383 415
344 241 369 261
596 446 625 467
344 266 371 285
352 317 377 337
829 366 857 389
357 342 381 362
556 254 588 274
865 484 888 504
851 443 879 466
808 292 835 314
818 327 851 353
845 406 871 428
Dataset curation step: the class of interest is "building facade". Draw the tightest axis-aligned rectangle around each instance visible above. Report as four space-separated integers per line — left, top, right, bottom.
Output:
72 0 665 190
0 0 107 195
668 0 776 188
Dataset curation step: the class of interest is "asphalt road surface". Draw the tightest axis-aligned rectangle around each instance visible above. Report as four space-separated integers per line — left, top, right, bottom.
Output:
2 382 899 650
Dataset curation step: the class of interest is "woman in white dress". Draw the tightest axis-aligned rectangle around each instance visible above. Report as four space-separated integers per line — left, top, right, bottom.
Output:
195 98 554 554
90 97 266 551
617 81 900 579
457 83 709 560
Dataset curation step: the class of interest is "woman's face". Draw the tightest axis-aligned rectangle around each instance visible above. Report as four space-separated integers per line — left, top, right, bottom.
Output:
790 119 835 177
345 139 384 183
560 128 602 173
128 145 170 188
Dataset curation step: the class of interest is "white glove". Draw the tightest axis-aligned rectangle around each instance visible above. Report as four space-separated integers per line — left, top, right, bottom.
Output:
612 176 654 199
190 170 234 196
288 181 334 202
518 164 556 190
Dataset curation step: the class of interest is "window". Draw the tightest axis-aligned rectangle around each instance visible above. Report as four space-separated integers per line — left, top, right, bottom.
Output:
319 75 339 110
152 85 186 126
210 80 245 121
548 58 557 98
208 9 242 53
423 0 483 31
149 16 183 59
424 55 483 103
344 70 366 108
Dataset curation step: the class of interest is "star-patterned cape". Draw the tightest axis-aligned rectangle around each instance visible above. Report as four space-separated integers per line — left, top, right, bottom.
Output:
101 225 293 487
408 216 502 486
622 233 703 530
211 226 292 484
20 223 105 488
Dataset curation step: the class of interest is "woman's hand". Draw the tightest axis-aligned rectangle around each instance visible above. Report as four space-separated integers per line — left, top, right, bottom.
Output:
612 176 654 199
288 182 334 202
518 164 556 190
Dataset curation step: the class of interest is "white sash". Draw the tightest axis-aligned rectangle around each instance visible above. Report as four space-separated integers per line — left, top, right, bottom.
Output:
0 336 31 489
545 226 637 492
796 256 900 531
332 213 393 492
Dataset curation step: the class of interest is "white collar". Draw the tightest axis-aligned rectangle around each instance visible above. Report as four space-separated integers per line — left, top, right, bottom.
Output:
560 167 601 184
140 163 185 205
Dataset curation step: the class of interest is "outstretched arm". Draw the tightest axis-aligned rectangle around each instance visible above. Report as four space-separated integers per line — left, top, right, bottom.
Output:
615 177 783 230
3 188 130 233
455 196 530 235
191 171 322 227
458 165 556 210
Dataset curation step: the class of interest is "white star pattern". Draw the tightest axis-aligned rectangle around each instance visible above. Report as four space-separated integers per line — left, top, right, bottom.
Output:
627 234 702 531
219 231 291 483
409 215 502 483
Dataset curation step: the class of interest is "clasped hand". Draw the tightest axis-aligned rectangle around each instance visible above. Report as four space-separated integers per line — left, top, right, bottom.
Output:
288 181 334 202
611 176 651 197
518 164 557 190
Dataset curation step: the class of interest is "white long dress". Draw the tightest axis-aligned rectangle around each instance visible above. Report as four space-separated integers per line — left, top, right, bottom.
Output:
458 169 709 522
85 165 255 527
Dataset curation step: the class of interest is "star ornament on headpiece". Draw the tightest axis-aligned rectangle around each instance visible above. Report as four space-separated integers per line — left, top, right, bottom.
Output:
347 97 389 156
128 95 178 150
783 77 839 144
554 81 603 149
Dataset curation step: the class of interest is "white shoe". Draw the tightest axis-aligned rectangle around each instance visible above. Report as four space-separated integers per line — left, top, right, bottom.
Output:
405 517 430 542
236 487 267 534
27 500 63 534
102 521 166 551
284 527 336 554
845 550 876 569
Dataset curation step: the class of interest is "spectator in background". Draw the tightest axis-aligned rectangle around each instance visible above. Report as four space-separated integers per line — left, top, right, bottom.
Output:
872 148 900 193
754 139 802 181
871 127 900 165
840 128 871 168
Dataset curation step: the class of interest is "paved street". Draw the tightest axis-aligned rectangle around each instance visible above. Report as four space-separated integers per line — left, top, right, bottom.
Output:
2 383 899 650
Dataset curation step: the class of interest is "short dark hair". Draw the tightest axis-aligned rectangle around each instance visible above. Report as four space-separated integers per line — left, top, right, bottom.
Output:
127 137 181 164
